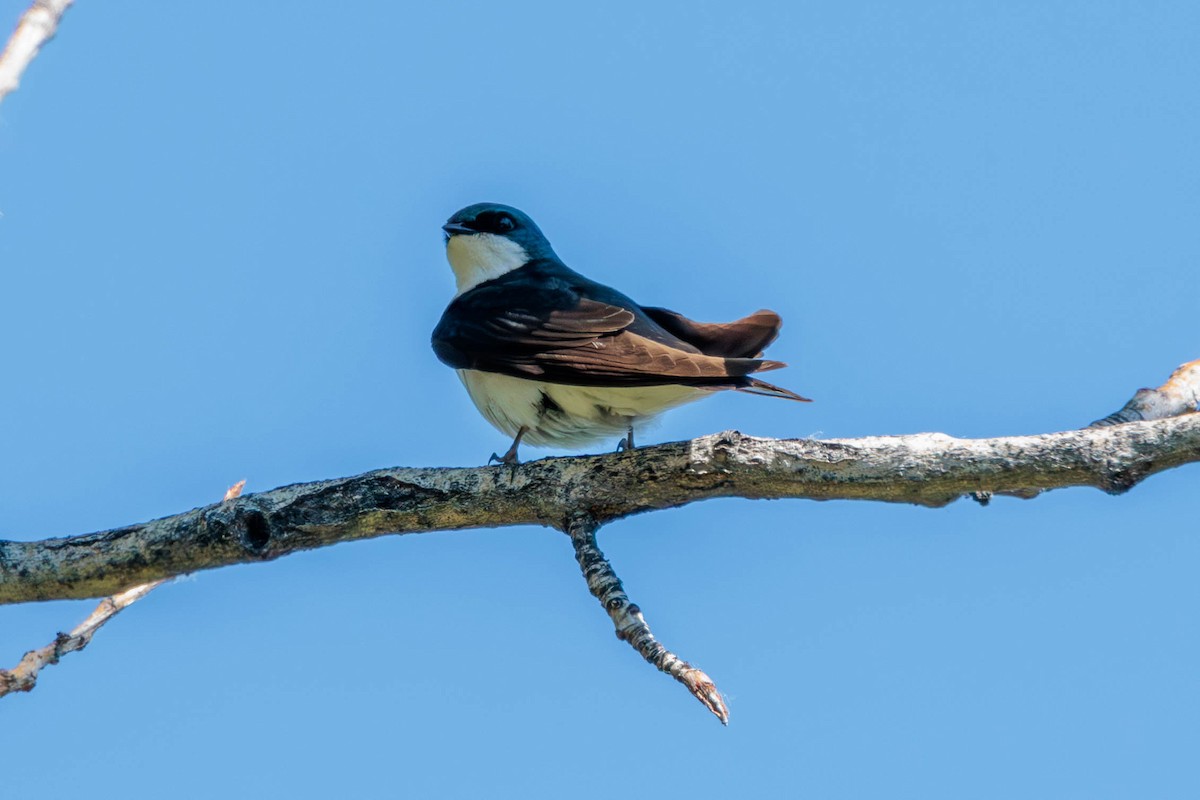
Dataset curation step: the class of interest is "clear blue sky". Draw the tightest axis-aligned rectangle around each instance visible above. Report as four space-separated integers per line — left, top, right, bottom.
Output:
2 2 1198 797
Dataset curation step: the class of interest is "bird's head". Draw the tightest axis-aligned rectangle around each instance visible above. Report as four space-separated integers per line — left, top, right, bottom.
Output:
442 203 557 294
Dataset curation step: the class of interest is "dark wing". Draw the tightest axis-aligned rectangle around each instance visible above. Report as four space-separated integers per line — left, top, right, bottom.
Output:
431 263 785 388
641 307 782 358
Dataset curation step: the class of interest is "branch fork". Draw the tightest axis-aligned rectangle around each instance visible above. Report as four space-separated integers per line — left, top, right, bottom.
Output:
0 480 245 698
3 362 1198 721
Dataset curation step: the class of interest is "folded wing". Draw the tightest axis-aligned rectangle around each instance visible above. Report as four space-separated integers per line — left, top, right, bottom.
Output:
432 269 797 392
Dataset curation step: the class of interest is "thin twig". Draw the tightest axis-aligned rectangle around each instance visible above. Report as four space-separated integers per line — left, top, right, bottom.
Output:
567 513 729 724
0 480 246 698
0 0 74 105
0 579 163 696
1090 359 1200 427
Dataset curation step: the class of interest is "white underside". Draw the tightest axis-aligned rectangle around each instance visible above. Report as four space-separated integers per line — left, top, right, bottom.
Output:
458 369 707 448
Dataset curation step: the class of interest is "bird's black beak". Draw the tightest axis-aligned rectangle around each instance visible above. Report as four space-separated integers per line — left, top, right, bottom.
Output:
442 222 475 237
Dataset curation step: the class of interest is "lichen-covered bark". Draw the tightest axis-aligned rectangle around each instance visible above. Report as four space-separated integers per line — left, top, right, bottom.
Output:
2 415 1197 605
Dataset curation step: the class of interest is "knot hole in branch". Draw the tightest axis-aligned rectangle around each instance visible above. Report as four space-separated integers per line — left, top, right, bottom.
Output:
241 510 271 552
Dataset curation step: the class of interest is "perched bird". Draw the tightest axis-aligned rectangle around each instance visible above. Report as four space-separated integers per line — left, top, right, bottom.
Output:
431 202 810 464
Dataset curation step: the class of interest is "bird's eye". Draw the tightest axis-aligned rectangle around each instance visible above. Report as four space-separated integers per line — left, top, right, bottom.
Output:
474 211 516 234
470 209 518 235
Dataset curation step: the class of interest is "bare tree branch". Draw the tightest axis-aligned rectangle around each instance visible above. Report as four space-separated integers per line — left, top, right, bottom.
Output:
568 512 729 724
0 580 162 696
2 412 1197 607
2 0 1188 726
0 0 73 105
0 480 246 699
970 358 1200 505
1 362 1196 717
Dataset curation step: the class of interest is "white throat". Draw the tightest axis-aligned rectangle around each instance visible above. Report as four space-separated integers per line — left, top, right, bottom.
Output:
446 233 530 295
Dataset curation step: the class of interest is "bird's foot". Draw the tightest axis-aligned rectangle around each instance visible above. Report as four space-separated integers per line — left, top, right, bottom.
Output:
488 428 527 466
615 426 635 454
488 448 520 467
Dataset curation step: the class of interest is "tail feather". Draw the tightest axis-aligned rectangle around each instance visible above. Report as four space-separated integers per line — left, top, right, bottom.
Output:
641 306 782 359
736 377 812 402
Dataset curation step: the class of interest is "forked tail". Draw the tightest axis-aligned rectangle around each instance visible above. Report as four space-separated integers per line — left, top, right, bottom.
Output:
737 377 812 402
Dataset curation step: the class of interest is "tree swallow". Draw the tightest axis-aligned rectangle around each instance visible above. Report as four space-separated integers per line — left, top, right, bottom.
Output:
432 202 810 464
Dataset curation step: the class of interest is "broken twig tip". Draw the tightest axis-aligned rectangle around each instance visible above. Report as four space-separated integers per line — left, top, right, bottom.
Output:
569 519 730 724
683 667 730 725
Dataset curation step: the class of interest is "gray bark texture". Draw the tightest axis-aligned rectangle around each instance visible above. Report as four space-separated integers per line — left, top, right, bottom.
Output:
2 359 1197 716
3 416 1198 605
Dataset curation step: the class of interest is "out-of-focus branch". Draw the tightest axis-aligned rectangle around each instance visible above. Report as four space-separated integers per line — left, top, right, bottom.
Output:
0 0 74 105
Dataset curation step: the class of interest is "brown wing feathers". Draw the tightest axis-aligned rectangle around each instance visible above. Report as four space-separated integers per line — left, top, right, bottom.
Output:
641 307 782 358
432 266 808 398
537 330 762 381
